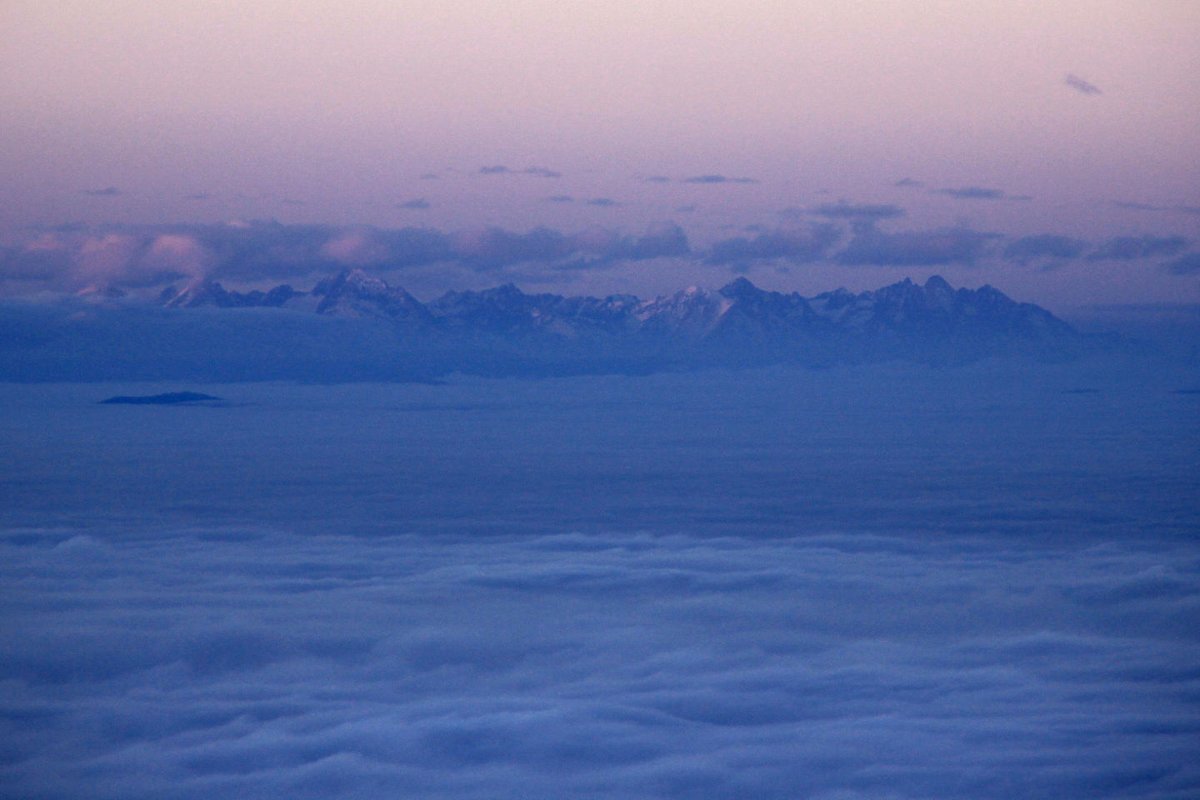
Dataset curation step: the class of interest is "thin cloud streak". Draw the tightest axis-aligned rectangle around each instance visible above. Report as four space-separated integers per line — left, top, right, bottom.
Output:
1065 73 1103 95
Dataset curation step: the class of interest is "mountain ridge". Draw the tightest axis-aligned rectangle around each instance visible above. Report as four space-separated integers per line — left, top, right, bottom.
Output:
1 271 1116 381
153 270 1104 368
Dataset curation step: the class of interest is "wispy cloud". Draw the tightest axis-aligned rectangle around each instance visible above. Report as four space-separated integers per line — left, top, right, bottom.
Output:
479 165 562 178
397 198 432 210
1065 73 1103 95
1003 234 1088 266
809 201 906 221
81 186 121 197
682 174 758 185
934 186 1011 201
1113 201 1200 216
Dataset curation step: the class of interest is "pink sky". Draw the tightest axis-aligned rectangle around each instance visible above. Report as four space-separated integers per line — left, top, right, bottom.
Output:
1 1 1198 307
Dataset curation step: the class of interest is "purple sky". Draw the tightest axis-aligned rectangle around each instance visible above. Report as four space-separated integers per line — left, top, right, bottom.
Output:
2 1 1198 310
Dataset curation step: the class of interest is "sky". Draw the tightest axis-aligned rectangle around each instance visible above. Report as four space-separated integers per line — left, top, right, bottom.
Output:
2 0 1199 309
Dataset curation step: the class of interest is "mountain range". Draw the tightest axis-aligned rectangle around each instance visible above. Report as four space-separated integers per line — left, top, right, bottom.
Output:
164 269 1094 362
0 271 1109 382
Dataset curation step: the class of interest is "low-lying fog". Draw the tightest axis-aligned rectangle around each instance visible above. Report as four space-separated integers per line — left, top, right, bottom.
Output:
2 360 1197 799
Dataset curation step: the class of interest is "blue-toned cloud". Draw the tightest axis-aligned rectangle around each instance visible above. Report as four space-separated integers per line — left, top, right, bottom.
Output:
397 198 431 210
1088 235 1188 261
1 445 1196 800
479 165 562 178
1066 73 1103 95
1003 234 1089 265
836 225 999 266
809 201 906 221
706 224 840 266
682 174 758 184
0 359 1197 800
81 186 121 197
1114 201 1200 216
934 186 1012 201
453 222 689 271
1163 252 1200 275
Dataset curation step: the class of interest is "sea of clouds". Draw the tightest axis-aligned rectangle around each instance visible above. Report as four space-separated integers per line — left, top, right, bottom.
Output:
1 362 1197 799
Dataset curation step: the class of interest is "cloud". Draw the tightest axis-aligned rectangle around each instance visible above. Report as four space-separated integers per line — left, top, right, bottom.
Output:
612 221 690 260
450 227 575 269
809 201 906 221
0 220 698 293
397 198 432 210
1002 234 1089 265
1114 201 1200 216
586 198 618 207
2 501 1196 800
641 175 671 184
682 174 758 184
836 225 999 266
479 165 561 178
545 195 574 203
0 234 77 281
707 224 840 266
894 178 924 188
419 173 440 180
457 222 690 270
1163 252 1200 275
934 186 1010 201
1088 236 1189 261
116 236 201 286
81 186 121 197
1066 74 1103 95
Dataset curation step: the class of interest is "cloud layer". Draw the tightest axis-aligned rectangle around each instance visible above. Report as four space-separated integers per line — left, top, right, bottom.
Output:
0 365 1197 799
2 212 1196 298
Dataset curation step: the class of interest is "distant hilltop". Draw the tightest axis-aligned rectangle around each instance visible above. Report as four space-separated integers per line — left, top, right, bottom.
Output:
1 271 1114 382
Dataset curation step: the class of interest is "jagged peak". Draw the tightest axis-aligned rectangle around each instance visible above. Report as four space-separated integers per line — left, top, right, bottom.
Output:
313 268 394 298
719 276 762 299
484 283 526 298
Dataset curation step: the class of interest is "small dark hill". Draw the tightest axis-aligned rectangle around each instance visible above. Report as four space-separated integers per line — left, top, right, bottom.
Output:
99 392 224 405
